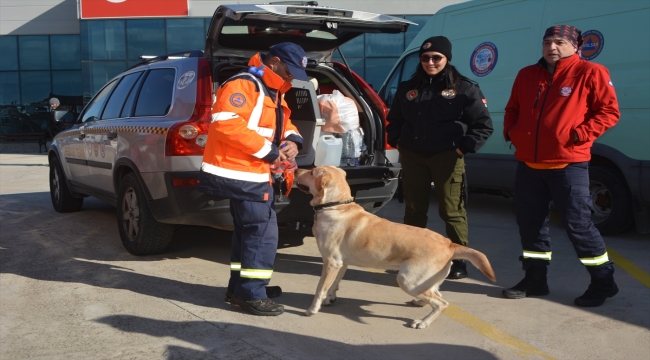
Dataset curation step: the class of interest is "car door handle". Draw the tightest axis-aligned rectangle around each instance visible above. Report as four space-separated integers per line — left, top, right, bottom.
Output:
78 133 85 140
107 132 118 140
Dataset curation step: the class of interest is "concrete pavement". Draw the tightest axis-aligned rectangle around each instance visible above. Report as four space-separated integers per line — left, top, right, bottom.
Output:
1 152 649 359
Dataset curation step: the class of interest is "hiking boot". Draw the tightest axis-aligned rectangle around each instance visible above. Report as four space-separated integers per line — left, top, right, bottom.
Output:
230 296 285 316
502 267 550 299
574 281 619 307
225 286 282 303
447 259 467 280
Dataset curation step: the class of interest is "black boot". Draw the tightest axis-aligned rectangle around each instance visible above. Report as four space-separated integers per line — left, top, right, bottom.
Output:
447 259 468 279
502 265 550 299
225 286 282 303
575 264 618 307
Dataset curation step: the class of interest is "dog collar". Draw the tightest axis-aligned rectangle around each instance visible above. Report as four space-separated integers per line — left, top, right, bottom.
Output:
313 198 355 211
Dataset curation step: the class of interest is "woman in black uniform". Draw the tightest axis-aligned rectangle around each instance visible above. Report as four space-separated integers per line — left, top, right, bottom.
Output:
386 36 494 279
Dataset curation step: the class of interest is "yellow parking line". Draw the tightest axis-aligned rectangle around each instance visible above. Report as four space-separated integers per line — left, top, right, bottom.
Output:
366 268 556 360
607 246 650 288
444 304 556 360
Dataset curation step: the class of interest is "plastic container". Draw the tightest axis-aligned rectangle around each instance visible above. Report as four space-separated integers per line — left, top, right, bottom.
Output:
314 135 342 167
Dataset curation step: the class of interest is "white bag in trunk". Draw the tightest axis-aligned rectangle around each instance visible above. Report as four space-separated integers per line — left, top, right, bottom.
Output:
317 90 359 133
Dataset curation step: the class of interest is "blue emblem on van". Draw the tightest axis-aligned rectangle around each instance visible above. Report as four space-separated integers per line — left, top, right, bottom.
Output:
470 42 498 77
580 30 604 61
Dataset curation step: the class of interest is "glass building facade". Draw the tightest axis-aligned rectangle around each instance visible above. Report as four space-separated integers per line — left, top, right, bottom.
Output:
0 15 430 135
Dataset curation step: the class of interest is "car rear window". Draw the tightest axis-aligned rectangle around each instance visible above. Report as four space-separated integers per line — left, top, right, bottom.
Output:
134 68 175 117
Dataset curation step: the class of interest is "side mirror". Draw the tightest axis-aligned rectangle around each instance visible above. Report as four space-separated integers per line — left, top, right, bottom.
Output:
53 110 76 123
50 110 77 137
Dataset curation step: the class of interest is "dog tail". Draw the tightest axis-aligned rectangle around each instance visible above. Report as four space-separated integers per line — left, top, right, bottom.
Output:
451 243 496 282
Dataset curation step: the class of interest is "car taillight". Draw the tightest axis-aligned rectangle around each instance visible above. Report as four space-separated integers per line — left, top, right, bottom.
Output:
166 58 212 156
332 62 393 150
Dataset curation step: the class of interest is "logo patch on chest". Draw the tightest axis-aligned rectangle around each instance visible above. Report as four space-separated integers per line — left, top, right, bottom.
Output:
406 89 418 101
441 89 456 99
559 87 572 97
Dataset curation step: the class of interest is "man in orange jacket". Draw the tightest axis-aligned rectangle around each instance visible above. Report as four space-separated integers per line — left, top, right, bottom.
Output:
502 25 620 307
197 42 307 316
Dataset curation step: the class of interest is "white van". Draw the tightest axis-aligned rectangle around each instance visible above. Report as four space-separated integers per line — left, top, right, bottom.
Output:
378 0 650 235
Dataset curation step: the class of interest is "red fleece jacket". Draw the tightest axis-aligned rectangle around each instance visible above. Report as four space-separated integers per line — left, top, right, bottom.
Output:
504 54 620 163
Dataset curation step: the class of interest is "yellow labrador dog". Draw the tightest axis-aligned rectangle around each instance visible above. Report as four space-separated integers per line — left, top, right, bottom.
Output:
296 166 496 329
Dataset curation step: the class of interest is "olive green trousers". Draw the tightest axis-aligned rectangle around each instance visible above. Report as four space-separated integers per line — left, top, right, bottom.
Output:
399 147 468 246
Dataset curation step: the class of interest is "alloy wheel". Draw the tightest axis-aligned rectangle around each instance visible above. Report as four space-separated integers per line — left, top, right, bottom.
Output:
52 167 61 204
121 187 140 241
589 180 611 224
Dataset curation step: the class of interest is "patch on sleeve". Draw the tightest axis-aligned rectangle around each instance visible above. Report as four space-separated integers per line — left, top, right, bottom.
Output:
482 98 488 107
608 80 614 86
560 87 572 97
229 93 247 108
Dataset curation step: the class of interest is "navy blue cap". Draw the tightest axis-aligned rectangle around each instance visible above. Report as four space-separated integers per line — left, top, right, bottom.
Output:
269 42 309 81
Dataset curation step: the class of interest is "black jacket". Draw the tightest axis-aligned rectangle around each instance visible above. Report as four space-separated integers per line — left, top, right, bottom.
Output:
386 73 493 156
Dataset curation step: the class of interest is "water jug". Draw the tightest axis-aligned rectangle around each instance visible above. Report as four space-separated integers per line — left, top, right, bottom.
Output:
314 135 342 167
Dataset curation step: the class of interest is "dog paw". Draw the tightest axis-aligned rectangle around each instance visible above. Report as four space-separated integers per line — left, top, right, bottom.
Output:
305 308 319 316
410 299 427 307
323 296 336 306
409 320 428 329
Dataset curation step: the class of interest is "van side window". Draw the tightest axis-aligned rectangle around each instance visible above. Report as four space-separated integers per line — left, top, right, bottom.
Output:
381 61 403 107
81 79 118 123
101 72 143 120
402 52 420 82
382 52 421 107
134 68 175 117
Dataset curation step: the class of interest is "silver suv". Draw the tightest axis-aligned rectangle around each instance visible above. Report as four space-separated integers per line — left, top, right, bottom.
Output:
48 3 411 255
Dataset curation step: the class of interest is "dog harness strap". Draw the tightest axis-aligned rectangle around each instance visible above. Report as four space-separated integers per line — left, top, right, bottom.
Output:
313 198 355 211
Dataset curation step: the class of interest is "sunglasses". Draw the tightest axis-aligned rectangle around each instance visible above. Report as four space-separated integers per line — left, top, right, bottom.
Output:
282 61 293 79
420 55 445 63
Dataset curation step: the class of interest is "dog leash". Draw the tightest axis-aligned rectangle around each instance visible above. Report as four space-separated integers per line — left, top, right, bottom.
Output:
313 198 355 211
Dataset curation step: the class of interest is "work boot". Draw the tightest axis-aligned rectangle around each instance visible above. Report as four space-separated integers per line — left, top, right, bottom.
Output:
575 264 618 307
230 296 285 316
447 259 468 279
502 266 550 299
225 286 282 303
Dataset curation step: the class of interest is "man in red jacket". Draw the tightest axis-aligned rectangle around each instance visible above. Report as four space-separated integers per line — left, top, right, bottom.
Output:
502 25 620 307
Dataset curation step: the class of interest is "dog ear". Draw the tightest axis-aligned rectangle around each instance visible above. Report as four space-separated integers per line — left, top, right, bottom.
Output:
311 168 332 205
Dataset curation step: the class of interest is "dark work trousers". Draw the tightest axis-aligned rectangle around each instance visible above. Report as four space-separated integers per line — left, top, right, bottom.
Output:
228 187 279 301
399 147 468 246
515 162 613 271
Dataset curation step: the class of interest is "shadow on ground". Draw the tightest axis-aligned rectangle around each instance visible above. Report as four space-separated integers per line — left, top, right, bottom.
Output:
95 315 500 360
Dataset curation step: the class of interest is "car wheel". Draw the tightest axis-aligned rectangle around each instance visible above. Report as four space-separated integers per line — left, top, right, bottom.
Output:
49 157 83 212
117 173 174 256
589 166 633 235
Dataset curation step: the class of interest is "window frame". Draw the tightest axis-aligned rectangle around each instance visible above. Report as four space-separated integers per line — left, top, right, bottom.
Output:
132 67 176 118
80 78 119 123
100 71 144 120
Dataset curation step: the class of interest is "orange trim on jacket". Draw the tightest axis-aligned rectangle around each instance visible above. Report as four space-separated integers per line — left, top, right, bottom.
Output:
504 53 620 163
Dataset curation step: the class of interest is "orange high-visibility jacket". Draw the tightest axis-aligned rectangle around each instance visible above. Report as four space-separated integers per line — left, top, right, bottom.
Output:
197 53 303 201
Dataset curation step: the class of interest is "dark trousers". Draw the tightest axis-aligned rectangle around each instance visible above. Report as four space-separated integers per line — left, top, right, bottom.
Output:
399 148 468 245
228 188 278 300
515 162 613 271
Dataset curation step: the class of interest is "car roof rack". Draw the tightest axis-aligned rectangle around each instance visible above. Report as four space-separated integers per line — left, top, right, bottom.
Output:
269 1 319 6
127 50 204 70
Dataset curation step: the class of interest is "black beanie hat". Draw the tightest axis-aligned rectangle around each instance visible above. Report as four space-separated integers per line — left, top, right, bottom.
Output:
419 36 452 62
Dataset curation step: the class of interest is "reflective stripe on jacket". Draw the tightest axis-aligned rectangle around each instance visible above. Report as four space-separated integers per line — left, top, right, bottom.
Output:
197 53 303 201
504 54 620 163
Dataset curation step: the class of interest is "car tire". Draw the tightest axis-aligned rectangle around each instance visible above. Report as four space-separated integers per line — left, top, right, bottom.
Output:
49 157 83 212
117 173 174 256
589 165 633 235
